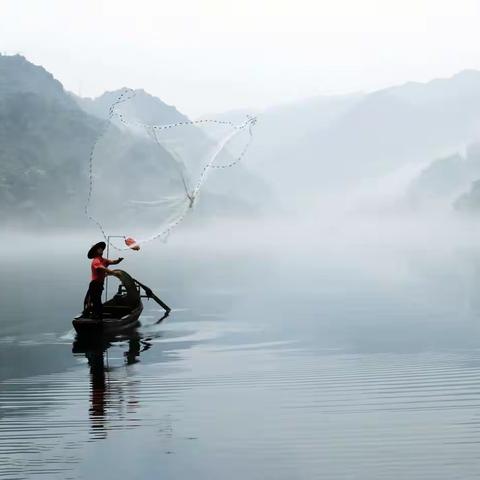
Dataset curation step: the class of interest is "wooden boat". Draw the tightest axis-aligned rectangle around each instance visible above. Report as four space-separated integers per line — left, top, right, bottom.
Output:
73 270 170 335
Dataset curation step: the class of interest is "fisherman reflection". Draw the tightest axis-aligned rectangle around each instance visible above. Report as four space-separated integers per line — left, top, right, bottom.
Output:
76 336 153 439
85 345 108 439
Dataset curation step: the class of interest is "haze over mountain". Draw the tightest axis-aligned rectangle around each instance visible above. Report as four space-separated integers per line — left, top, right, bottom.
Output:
77 87 269 214
3 53 480 229
0 55 101 227
405 143 480 210
77 89 189 125
246 71 480 209
0 54 269 230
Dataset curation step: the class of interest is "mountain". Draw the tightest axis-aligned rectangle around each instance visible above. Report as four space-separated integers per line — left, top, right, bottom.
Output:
454 180 480 213
0 55 268 231
405 143 480 209
243 71 480 205
0 54 75 108
0 55 181 229
76 88 188 124
0 54 103 226
452 144 480 213
212 93 363 210
77 88 270 212
5 53 480 226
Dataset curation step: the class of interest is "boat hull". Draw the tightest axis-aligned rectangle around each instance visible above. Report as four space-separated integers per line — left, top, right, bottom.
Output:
73 303 143 335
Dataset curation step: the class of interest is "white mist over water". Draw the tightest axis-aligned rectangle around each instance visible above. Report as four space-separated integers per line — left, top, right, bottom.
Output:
4 210 480 479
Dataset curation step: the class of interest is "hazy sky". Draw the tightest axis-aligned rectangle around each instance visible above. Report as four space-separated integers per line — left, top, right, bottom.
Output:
2 0 480 116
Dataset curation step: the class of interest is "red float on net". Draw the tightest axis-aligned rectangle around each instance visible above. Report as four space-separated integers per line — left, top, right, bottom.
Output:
125 237 141 251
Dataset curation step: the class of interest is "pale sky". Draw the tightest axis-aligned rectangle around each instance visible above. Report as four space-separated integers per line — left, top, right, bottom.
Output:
1 0 480 116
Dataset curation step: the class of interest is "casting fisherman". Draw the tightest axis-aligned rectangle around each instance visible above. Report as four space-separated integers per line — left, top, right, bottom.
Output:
84 241 124 318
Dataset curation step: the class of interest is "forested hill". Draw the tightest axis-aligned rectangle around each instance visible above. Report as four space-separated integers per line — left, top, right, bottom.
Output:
0 54 103 227
0 55 267 229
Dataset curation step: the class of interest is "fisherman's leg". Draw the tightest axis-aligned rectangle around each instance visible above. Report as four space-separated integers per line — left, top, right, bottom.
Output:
91 282 104 318
83 282 95 315
83 291 91 315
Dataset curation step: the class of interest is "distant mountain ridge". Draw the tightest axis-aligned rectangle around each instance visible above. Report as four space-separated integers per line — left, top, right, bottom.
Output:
244 70 480 206
3 53 480 225
76 88 188 124
0 55 103 226
0 54 76 108
385 70 480 105
406 143 480 209
0 54 268 229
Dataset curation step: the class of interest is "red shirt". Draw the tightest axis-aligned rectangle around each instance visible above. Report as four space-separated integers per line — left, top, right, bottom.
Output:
91 256 108 283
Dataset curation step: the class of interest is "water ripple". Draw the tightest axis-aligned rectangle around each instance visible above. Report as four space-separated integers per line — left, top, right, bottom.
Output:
2 347 480 479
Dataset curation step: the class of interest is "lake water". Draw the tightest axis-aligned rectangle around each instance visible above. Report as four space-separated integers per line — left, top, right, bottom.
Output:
3 222 480 479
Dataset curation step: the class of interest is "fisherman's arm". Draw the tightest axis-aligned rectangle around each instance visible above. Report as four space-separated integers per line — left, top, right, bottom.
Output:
106 258 124 266
96 265 121 277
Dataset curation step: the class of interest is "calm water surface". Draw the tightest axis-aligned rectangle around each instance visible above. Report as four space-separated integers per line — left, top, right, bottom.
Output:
2 232 480 479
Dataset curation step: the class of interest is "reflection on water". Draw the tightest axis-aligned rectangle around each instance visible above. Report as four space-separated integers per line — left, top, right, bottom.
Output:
77 336 147 439
0 310 195 479
87 345 107 437
4 239 480 478
73 312 172 442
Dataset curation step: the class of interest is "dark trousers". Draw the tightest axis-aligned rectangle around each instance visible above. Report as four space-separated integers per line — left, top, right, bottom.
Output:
84 281 104 317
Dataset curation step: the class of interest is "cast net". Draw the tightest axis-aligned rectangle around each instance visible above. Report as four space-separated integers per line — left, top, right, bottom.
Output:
85 89 257 250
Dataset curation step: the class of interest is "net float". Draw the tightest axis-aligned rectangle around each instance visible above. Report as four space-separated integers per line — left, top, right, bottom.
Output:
125 237 141 251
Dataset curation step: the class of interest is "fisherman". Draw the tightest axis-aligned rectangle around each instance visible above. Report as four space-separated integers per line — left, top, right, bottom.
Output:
84 241 124 319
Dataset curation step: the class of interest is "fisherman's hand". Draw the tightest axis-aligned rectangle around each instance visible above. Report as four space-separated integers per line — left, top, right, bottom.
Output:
117 257 124 263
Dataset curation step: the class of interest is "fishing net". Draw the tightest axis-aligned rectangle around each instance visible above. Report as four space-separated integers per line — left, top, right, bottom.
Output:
85 89 257 250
